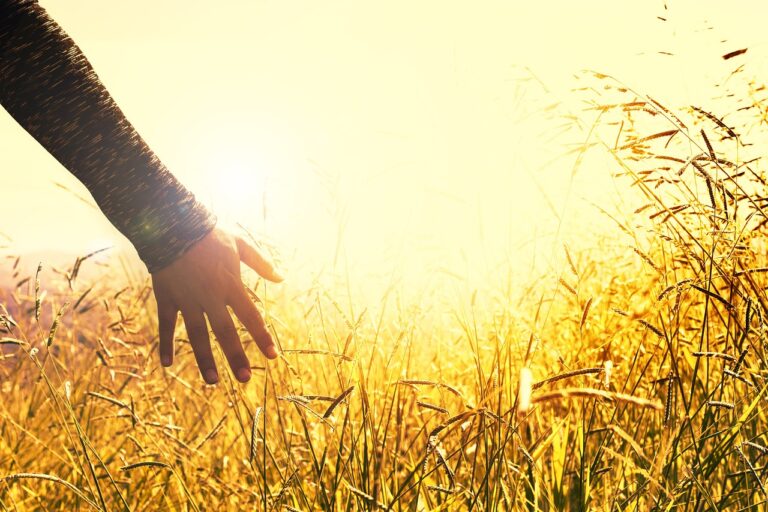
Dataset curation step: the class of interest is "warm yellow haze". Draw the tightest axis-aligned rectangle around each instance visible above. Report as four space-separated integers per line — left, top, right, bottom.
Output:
2 0 767 288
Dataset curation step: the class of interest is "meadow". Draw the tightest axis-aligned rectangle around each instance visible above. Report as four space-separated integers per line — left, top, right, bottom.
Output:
3 68 768 511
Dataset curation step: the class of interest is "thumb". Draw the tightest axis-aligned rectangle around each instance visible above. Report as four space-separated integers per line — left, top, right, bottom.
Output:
235 236 284 283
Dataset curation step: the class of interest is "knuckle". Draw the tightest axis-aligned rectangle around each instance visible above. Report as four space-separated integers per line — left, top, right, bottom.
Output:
216 327 240 344
226 271 243 288
255 329 273 346
186 325 208 340
252 316 268 332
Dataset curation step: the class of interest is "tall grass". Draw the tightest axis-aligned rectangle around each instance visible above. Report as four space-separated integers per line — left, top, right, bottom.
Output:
2 67 768 510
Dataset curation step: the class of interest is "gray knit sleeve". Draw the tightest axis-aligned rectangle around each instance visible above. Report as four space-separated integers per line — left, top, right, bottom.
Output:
0 0 216 272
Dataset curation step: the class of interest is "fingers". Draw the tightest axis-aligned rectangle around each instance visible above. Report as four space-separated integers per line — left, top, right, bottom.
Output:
157 299 178 367
236 236 284 283
207 305 252 383
229 286 279 360
181 308 219 384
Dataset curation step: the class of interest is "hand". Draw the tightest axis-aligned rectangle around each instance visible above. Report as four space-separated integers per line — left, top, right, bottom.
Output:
151 227 283 384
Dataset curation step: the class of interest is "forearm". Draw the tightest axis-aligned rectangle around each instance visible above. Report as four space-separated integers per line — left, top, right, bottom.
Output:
0 0 215 272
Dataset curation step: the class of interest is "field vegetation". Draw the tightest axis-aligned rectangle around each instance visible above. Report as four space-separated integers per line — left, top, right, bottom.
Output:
3 67 768 510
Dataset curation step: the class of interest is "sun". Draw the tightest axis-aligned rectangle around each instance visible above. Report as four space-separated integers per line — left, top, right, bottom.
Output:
207 160 266 224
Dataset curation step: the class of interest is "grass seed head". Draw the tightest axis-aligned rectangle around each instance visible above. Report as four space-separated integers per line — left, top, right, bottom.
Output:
517 367 533 414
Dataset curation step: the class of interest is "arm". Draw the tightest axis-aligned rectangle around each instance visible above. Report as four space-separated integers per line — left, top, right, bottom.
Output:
0 0 213 271
1 0 281 384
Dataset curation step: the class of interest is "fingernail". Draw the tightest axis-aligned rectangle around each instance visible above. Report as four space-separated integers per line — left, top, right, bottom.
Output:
271 269 285 282
236 367 252 382
265 345 279 359
160 355 171 367
204 369 219 384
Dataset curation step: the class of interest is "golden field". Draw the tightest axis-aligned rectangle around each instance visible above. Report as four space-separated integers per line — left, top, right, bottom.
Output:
3 67 768 511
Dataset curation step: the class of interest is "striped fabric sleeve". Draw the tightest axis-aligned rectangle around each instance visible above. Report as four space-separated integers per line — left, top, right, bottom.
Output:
0 0 216 272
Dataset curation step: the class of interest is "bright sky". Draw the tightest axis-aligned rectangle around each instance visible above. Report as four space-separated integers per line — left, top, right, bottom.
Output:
2 1 767 289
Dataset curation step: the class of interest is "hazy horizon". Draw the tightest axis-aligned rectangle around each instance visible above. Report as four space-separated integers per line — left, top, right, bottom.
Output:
3 0 767 295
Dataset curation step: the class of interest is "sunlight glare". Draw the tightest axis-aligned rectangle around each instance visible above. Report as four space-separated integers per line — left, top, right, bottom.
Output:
208 159 266 224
